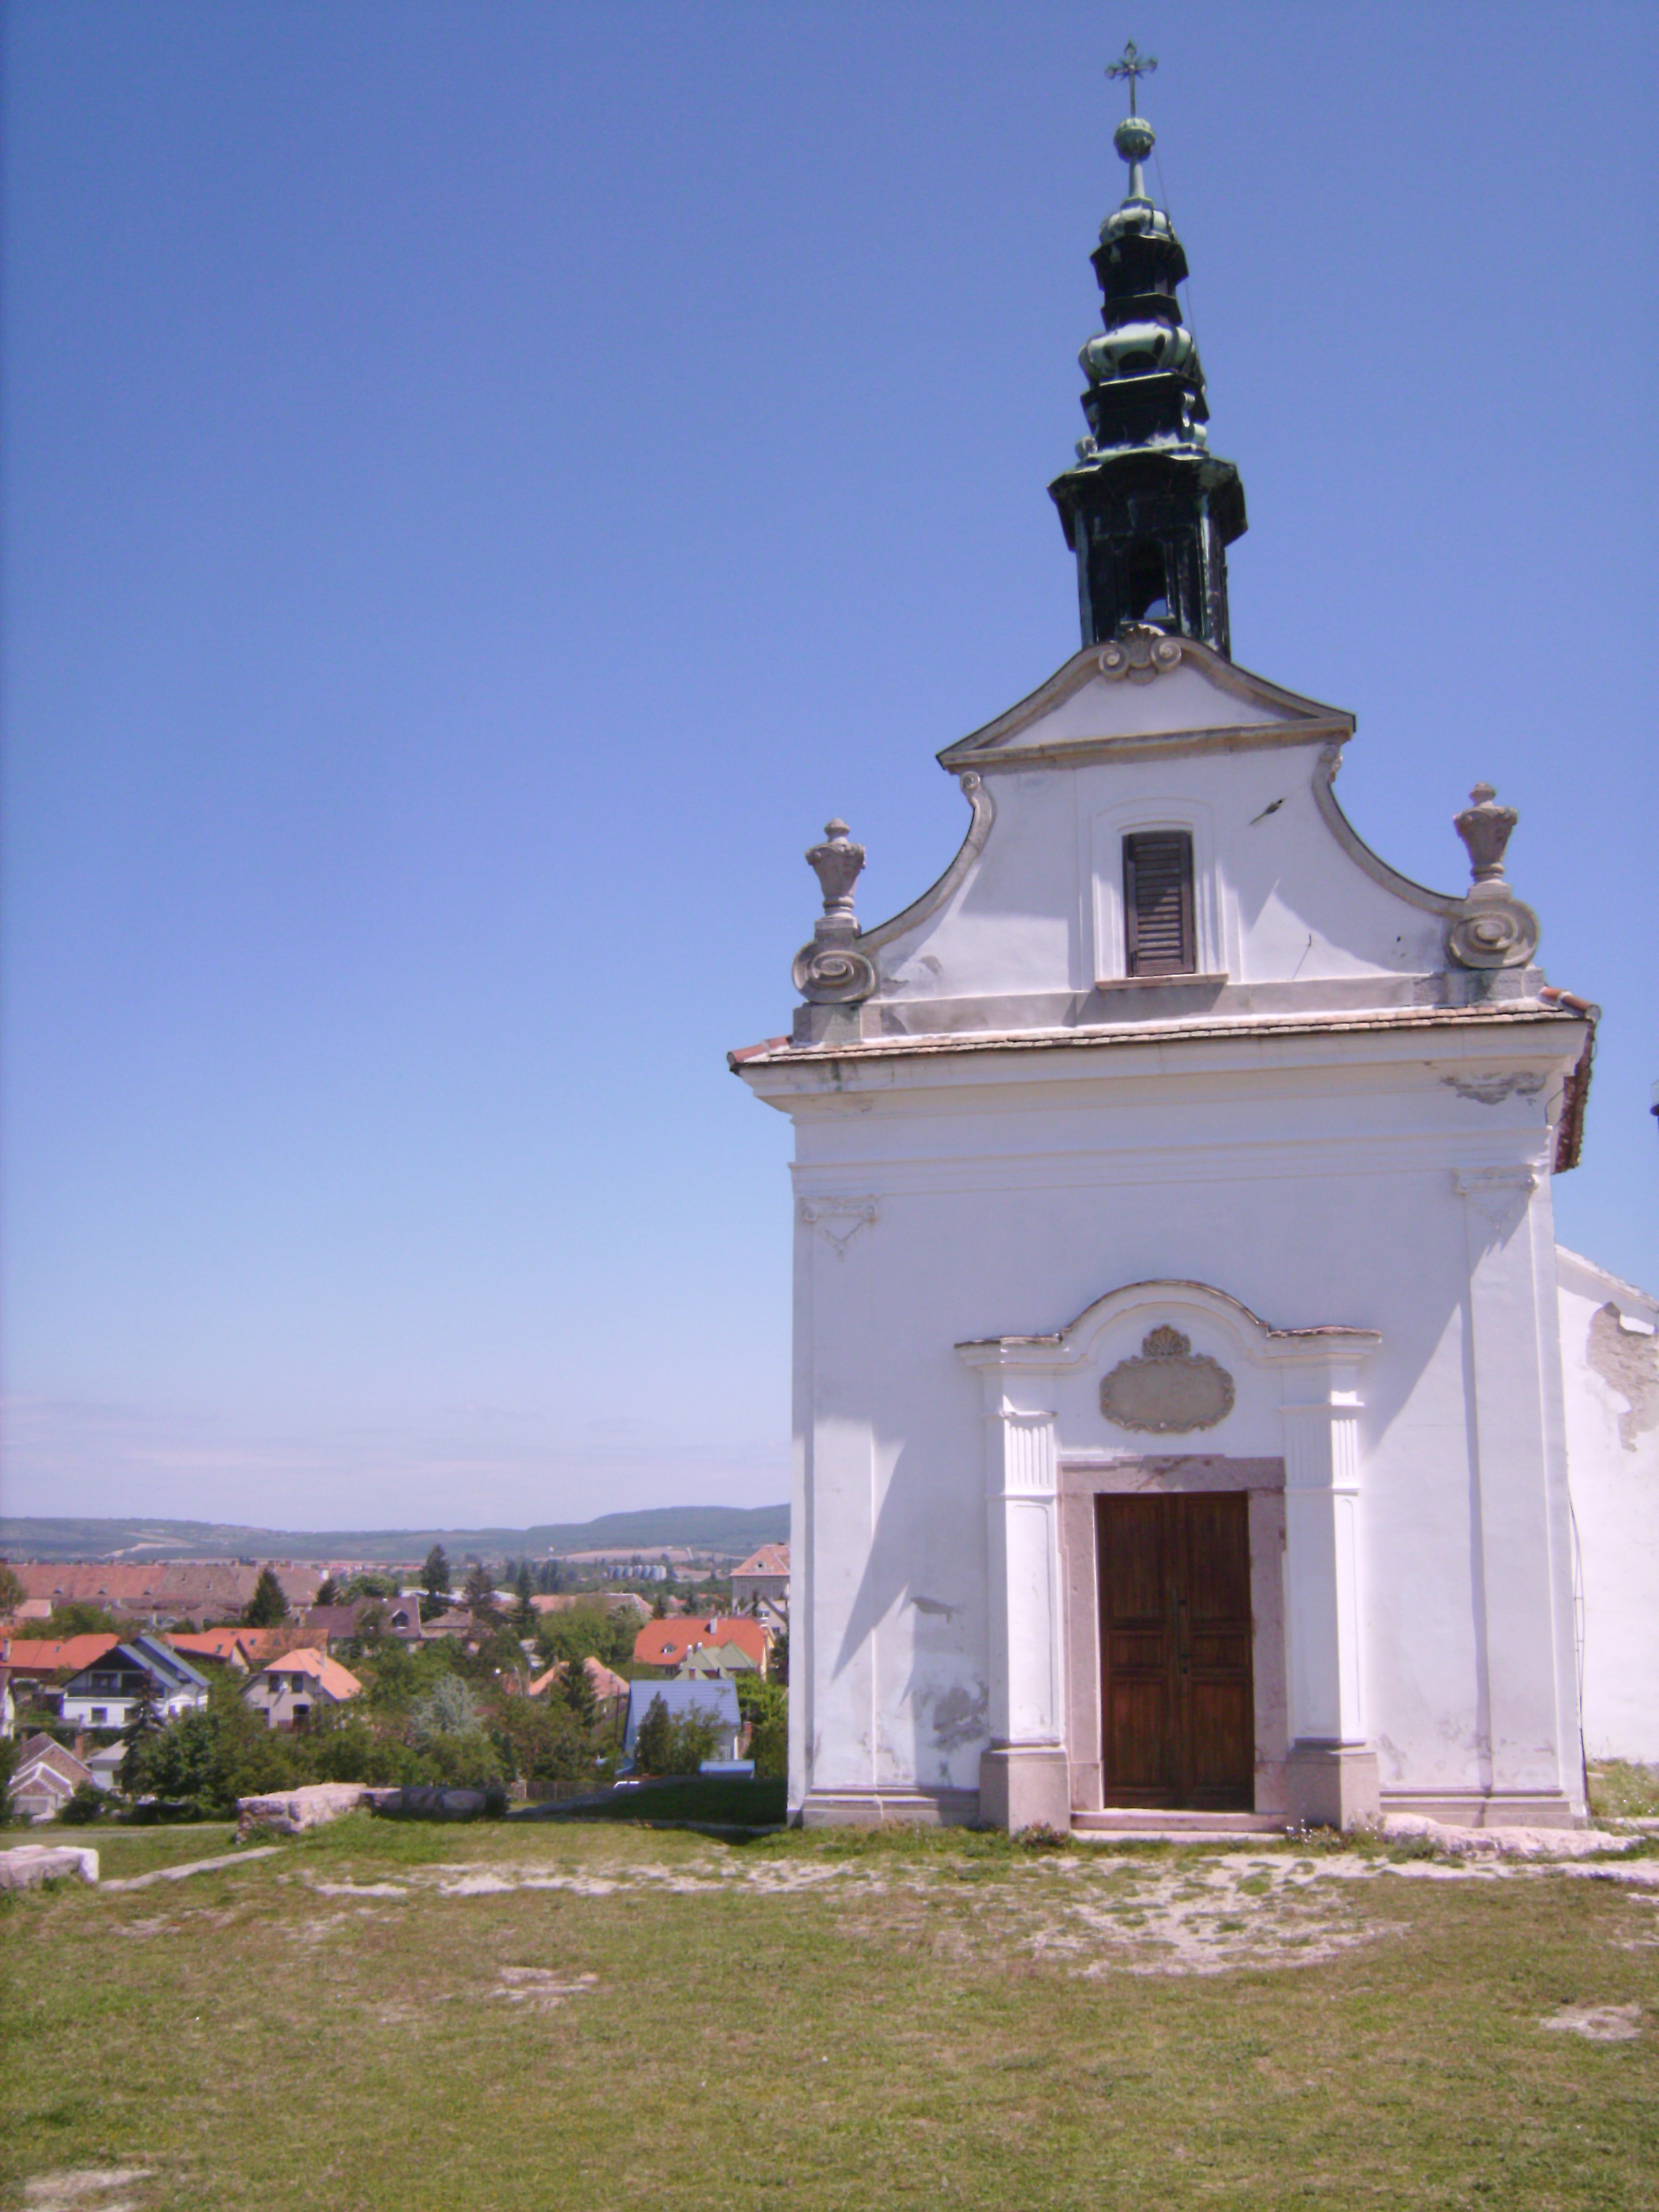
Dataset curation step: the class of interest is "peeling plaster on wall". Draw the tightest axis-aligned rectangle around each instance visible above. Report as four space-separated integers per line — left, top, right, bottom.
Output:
928 1681 989 1751
1440 1071 1547 1105
1586 1303 1659 1451
1376 1734 1408 1783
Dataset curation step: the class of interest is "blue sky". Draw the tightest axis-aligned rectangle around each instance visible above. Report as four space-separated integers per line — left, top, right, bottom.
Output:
4 0 1655 1530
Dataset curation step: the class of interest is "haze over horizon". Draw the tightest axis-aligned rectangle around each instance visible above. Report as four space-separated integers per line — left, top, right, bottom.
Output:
5 1 1655 1529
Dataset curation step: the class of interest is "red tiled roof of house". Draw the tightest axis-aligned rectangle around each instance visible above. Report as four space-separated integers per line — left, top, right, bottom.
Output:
13 1732 94 1788
1 1635 120 1676
732 1543 789 1579
166 1627 292 1668
11 1560 321 1614
527 1656 630 1702
251 1647 362 1701
295 1604 365 1641
631 1616 768 1672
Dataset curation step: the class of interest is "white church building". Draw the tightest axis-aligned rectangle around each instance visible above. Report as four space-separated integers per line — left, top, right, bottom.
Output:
732 73 1656 1833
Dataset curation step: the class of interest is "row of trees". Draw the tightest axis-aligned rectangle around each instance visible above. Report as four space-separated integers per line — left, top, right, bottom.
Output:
99 1634 611 1819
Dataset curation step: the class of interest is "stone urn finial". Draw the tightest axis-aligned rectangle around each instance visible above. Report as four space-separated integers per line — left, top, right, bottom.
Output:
792 818 876 1007
1454 783 1518 884
806 819 866 917
1446 782 1539 971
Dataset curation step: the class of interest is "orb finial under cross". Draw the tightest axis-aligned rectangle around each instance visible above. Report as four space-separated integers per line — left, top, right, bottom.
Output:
1107 41 1158 192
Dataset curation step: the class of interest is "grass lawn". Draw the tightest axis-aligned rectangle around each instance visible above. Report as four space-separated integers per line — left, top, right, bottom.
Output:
524 1774 788 1827
30 1823 243 1882
4 1809 1656 2211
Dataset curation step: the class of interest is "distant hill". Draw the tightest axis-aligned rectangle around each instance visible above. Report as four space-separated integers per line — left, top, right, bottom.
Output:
0 1504 789 1565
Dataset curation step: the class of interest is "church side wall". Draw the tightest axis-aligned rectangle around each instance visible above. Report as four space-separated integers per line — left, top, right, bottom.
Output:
1557 1262 1659 1766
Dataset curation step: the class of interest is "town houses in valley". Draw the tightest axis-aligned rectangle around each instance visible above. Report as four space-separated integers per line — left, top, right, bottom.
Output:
0 1535 791 1817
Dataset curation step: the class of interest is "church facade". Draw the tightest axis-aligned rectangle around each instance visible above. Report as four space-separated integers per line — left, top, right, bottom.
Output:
731 76 1645 1832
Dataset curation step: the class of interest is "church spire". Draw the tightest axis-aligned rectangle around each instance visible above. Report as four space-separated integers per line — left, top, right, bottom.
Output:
1048 47 1247 656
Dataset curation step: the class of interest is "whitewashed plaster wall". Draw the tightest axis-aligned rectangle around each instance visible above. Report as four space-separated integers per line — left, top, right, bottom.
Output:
875 743 1447 1004
776 1027 1583 1822
1557 1248 1659 1764
751 635 1590 1830
863 647 1458 1017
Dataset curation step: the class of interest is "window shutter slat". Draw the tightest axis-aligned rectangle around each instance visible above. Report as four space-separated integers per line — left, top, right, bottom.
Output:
1124 831 1195 976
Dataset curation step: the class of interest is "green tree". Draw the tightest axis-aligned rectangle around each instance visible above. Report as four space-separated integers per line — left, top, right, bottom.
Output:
136 1705 230 1809
306 1706 397 1785
561 1660 599 1734
736 1675 785 1730
314 1575 338 1606
475 1622 529 1681
421 1545 451 1604
243 1567 289 1627
631 1694 723 1777
118 1673 306 1815
59 1781 107 1825
770 1629 789 1687
0 1563 25 1614
739 1678 788 1779
417 1729 506 1791
633 1693 674 1776
413 1674 480 1743
356 1635 454 1718
493 1693 587 1789
512 1558 536 1635
534 1599 634 1672
462 1560 499 1618
118 1671 168 1793
350 1599 387 1647
45 1599 126 1638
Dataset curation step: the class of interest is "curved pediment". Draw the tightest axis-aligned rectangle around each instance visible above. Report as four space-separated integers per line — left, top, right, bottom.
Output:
938 634 1353 773
958 1278 1380 1373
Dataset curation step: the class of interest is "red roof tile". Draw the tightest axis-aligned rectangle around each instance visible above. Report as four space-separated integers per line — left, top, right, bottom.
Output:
1 1635 120 1676
631 1616 769 1671
732 1543 790 1578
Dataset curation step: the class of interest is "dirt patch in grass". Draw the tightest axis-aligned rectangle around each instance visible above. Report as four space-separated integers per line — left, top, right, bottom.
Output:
490 1966 599 2010
21 2171 153 2211
1541 2002 1643 2042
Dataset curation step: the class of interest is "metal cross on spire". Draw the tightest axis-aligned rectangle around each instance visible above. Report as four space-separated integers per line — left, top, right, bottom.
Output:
1106 40 1157 117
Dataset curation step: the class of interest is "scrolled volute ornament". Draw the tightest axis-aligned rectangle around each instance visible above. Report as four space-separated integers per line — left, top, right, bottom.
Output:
792 940 877 1003
793 818 877 1005
1446 782 1539 971
1098 626 1183 685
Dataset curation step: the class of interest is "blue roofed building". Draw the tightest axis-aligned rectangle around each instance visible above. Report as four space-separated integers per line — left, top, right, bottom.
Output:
621 1678 742 1768
58 1635 212 1730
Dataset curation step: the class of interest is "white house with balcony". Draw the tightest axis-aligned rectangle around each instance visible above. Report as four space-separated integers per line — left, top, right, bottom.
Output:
59 1637 210 1730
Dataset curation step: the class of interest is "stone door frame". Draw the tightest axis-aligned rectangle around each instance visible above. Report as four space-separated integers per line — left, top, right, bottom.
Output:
958 1277 1382 1832
1058 1455 1287 1815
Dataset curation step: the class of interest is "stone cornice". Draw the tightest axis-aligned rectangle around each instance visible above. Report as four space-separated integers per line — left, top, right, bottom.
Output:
732 1000 1588 1084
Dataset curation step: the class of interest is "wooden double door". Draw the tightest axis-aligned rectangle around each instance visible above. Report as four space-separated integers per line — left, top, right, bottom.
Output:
1096 1492 1255 1810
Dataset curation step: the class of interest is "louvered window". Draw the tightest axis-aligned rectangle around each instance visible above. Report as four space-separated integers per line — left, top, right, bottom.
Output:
1123 830 1195 976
